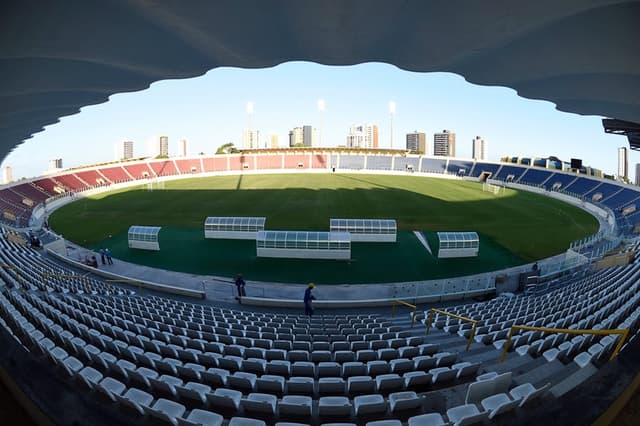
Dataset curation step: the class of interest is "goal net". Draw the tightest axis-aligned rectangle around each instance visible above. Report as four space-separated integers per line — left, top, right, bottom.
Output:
483 182 504 195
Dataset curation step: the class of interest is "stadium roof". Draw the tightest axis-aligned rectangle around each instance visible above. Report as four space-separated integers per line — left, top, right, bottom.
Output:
2 1 639 161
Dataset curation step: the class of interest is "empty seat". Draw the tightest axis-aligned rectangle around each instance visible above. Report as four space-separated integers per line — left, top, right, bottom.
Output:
342 362 367 378
278 395 313 417
319 377 346 395
256 375 286 394
389 391 421 412
146 398 187 425
509 382 550 407
227 372 257 392
242 393 277 416
446 403 489 426
354 394 387 416
178 408 223 426
481 393 520 419
348 376 375 395
319 396 352 417
403 371 432 388
430 367 457 384
375 374 404 393
408 412 447 426
206 388 242 412
287 377 314 395
228 417 266 426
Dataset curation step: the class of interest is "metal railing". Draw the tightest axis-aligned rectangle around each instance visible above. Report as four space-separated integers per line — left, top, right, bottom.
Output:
499 324 629 363
425 308 478 351
391 300 417 328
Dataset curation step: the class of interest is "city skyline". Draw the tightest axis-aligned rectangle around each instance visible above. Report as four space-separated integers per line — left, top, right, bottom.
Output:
1 62 637 181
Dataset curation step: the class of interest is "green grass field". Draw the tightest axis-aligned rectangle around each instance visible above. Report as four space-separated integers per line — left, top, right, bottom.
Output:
49 173 599 282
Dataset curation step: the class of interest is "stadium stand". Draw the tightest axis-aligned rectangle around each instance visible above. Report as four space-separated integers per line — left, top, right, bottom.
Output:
175 159 203 174
54 173 88 192
124 163 155 180
420 158 447 174
469 162 500 178
339 155 366 170
366 156 392 170
0 220 639 425
149 160 179 177
493 165 527 182
563 177 601 197
546 173 578 191
517 168 554 187
446 160 474 177
99 166 132 184
74 169 109 187
392 157 419 172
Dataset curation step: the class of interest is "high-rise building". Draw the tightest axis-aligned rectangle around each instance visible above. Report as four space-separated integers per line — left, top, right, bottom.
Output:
2 166 13 184
270 134 279 149
48 158 63 171
406 131 426 153
472 136 487 160
618 146 628 182
178 139 188 157
289 127 304 147
302 125 318 147
346 124 379 149
434 130 456 157
118 141 133 160
243 129 259 149
159 136 169 157
635 163 640 186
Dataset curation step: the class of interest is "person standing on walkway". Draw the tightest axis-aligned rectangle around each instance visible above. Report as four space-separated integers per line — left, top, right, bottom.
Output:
304 283 316 316
99 247 106 265
235 274 246 299
105 248 113 265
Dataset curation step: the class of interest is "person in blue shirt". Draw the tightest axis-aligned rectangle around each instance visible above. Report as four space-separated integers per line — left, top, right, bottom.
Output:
303 283 316 316
105 248 113 265
235 274 246 299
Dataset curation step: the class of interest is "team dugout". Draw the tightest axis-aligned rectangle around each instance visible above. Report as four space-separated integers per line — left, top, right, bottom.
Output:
437 231 479 258
256 230 351 260
204 216 266 240
329 218 397 242
128 225 162 251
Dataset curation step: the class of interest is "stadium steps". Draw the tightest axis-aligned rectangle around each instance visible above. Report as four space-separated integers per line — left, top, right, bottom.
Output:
549 363 599 397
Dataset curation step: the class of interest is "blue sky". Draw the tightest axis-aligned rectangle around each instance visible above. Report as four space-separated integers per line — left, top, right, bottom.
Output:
3 62 637 181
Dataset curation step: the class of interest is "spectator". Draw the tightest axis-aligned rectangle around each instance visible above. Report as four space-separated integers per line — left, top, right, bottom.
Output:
304 283 316 316
99 247 106 265
235 274 246 299
105 248 113 265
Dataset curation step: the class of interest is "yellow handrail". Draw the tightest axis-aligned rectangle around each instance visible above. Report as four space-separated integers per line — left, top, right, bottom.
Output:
391 300 417 328
426 308 478 351
499 324 629 363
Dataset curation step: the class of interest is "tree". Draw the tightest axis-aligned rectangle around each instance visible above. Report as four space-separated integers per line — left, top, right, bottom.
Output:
216 142 239 154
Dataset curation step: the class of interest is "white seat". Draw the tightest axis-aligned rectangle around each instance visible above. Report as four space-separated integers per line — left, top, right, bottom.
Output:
278 395 313 417
287 376 315 395
452 362 480 379
430 367 457 384
318 396 352 416
178 408 223 426
481 393 520 419
573 351 595 368
348 376 375 394
408 412 448 426
241 393 277 416
509 382 550 407
389 391 421 412
228 417 266 426
446 403 489 426
227 371 257 392
146 398 187 425
319 377 346 394
365 421 402 426
404 371 432 388
206 388 242 411
354 394 387 416
375 374 404 392
256 374 286 394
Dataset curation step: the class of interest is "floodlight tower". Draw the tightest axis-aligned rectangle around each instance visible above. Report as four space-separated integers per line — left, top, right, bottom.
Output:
388 101 396 149
246 101 254 131
317 98 325 147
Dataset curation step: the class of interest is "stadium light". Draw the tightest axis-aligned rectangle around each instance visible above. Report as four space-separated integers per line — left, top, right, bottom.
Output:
389 101 396 149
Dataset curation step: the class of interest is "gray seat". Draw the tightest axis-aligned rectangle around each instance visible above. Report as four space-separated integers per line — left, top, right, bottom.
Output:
206 388 242 412
375 374 404 393
278 395 313 417
403 371 432 388
481 393 520 419
446 403 489 426
342 362 367 378
318 396 352 417
256 374 286 394
389 391 421 412
227 371 257 392
509 382 550 407
177 408 223 426
291 361 315 377
348 375 375 395
176 382 211 409
228 417 266 426
318 362 341 377
408 413 448 426
287 376 315 395
146 398 187 425
319 377 346 395
354 394 387 416
241 393 277 416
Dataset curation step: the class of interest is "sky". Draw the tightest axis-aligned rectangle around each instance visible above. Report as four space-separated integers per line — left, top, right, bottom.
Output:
2 62 638 181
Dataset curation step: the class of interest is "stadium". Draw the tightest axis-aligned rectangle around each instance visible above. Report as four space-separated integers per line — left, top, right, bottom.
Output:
1 2 640 426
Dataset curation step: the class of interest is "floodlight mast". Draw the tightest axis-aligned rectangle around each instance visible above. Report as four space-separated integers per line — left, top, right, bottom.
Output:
318 98 325 147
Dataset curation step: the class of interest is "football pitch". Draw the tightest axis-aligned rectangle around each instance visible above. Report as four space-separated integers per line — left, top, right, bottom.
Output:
49 173 599 283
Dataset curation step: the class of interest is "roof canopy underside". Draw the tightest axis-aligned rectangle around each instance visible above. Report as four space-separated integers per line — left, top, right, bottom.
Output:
2 0 639 161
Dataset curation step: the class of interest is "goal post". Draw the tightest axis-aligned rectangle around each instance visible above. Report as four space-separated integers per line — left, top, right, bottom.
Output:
483 182 504 195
